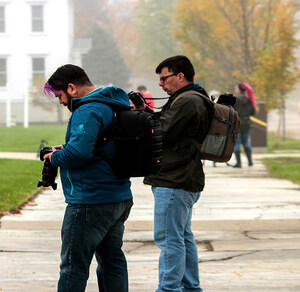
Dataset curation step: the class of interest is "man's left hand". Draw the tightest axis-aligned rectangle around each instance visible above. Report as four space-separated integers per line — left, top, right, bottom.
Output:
43 152 53 162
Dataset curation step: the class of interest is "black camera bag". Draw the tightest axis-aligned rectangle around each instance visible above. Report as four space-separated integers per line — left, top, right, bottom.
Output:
98 107 162 178
74 100 162 178
75 100 163 179
99 109 162 178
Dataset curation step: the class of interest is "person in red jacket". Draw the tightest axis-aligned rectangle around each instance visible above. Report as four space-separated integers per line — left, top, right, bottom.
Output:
137 85 155 108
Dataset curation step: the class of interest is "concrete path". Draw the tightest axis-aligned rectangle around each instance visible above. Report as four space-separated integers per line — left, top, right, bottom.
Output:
0 152 39 160
1 154 300 291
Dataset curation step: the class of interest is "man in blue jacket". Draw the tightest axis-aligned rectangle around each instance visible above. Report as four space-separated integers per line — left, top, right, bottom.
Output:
43 64 133 292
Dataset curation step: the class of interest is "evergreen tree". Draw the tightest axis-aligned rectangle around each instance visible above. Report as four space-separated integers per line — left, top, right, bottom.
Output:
82 25 131 89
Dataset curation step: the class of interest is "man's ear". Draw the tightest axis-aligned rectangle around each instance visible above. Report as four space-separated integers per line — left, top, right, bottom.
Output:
177 72 185 82
67 83 78 97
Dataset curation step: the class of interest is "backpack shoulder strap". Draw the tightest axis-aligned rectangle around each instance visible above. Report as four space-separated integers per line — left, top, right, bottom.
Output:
170 90 213 109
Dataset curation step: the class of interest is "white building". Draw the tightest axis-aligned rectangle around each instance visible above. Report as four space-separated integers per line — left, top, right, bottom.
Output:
0 0 75 126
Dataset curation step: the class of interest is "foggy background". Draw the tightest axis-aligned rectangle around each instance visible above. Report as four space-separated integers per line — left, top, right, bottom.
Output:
0 0 300 140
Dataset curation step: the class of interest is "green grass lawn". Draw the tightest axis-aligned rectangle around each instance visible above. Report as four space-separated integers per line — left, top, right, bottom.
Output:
262 133 300 186
268 133 300 152
262 157 300 185
1 125 300 214
0 124 67 152
0 159 43 213
0 124 65 214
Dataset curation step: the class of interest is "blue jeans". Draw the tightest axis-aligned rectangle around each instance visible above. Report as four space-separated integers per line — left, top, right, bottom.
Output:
57 199 133 292
152 187 202 292
234 130 251 152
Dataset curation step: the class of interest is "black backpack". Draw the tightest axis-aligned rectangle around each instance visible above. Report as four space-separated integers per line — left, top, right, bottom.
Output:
95 106 163 179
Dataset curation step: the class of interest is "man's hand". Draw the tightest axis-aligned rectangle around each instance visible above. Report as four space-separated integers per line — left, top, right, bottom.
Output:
43 152 53 162
43 145 64 162
135 104 146 111
52 145 64 150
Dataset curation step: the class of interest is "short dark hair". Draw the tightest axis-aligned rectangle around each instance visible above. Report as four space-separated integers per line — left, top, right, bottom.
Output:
238 83 247 93
137 85 147 91
155 55 195 82
44 64 93 97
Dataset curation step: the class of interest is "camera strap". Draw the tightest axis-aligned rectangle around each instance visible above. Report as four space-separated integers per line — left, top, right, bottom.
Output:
143 96 169 110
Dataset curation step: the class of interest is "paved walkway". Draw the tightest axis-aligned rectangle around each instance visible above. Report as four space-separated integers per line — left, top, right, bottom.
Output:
1 153 300 291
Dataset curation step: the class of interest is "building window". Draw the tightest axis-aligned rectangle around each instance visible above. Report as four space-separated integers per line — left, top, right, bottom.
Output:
0 6 5 33
0 58 7 86
32 57 45 79
31 5 44 32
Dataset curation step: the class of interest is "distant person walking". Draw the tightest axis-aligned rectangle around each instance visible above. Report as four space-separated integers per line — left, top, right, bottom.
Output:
233 82 256 168
137 85 155 108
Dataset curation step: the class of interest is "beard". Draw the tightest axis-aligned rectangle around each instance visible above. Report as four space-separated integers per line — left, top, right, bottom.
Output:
64 91 73 111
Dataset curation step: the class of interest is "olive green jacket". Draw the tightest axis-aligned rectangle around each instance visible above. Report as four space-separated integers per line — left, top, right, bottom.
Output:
144 85 211 192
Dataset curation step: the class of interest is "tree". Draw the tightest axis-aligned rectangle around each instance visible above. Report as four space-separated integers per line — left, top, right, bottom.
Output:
252 6 300 144
82 25 131 89
253 12 299 111
30 77 64 124
174 0 299 98
102 0 142 76
73 0 109 37
134 0 182 75
74 0 180 78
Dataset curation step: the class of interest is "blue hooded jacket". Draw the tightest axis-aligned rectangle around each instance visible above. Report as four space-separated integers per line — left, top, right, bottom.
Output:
51 86 132 204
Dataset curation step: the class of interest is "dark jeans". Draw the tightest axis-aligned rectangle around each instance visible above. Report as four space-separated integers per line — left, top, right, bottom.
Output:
57 199 133 292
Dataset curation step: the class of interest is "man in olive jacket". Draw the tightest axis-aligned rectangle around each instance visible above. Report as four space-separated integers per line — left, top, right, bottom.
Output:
144 55 211 292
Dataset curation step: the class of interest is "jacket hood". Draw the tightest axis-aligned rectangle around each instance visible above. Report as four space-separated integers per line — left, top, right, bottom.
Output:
174 83 209 98
162 83 210 113
70 86 131 112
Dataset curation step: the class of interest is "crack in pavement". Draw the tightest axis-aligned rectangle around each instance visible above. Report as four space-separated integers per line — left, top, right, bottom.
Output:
125 242 154 254
244 230 260 240
0 250 51 253
198 251 257 263
197 240 214 251
125 240 213 254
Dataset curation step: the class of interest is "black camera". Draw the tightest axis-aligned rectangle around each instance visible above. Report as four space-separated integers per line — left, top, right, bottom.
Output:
217 92 236 107
37 147 59 190
128 91 145 107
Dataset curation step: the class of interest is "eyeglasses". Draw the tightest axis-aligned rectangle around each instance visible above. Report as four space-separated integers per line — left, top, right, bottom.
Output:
159 73 178 83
